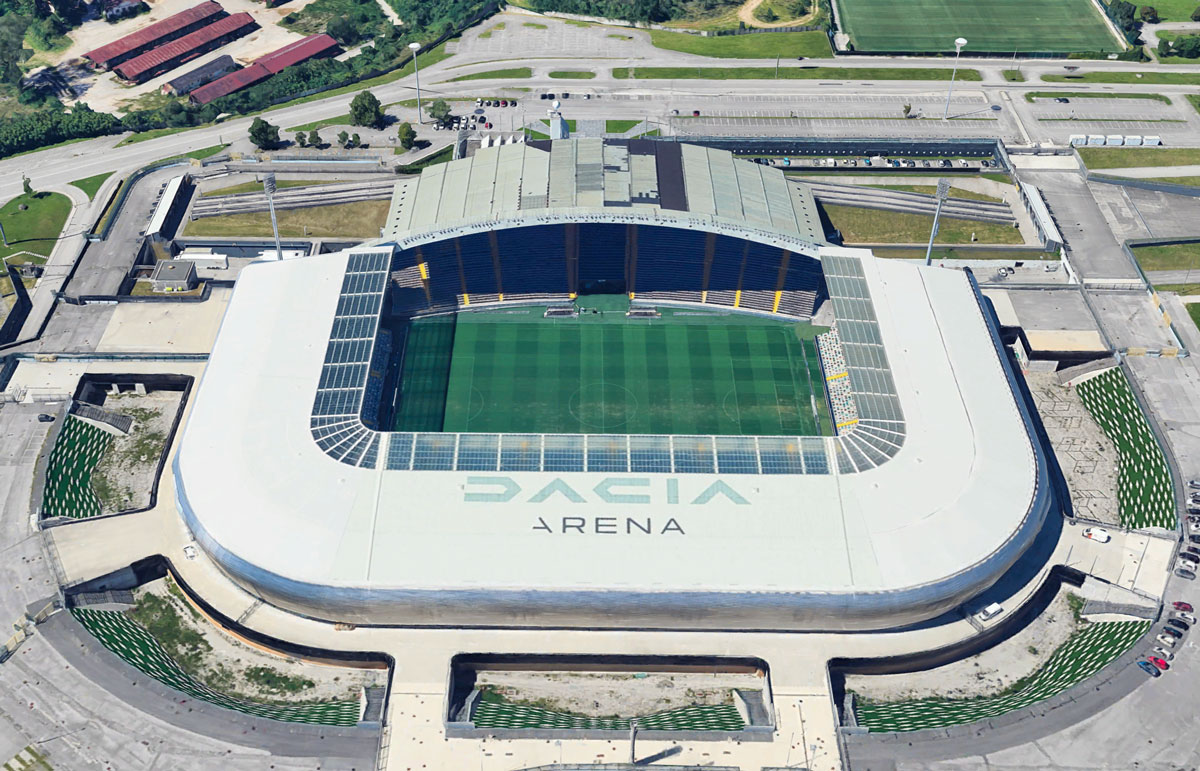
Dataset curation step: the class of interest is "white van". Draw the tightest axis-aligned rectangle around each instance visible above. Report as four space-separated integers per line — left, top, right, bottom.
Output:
1124 135 1143 146
1144 135 1162 146
977 602 1004 622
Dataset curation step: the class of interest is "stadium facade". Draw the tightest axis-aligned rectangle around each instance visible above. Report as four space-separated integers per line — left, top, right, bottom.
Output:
174 139 1054 631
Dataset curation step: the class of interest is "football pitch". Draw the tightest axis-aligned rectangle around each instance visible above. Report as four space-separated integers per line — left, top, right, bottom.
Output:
834 0 1123 53
390 306 832 437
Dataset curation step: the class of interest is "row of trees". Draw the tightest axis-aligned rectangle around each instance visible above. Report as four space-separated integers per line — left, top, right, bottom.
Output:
1159 34 1200 58
0 104 121 159
246 90 418 150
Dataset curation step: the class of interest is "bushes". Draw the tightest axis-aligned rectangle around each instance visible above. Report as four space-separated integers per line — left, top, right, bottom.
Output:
1160 34 1200 58
0 104 121 159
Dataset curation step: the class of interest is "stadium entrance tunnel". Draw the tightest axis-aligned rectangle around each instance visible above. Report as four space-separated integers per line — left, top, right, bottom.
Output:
446 654 775 741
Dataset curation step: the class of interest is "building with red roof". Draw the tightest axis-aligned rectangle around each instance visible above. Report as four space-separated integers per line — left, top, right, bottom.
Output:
113 12 257 84
188 34 341 104
84 1 226 70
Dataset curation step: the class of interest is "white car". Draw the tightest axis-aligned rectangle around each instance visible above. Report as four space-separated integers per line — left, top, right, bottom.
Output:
1180 558 1199 572
1157 633 1177 647
1082 527 1112 544
1174 611 1197 624
1153 646 1175 661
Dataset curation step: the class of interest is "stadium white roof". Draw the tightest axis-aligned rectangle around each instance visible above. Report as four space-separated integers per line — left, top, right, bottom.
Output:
175 242 1049 630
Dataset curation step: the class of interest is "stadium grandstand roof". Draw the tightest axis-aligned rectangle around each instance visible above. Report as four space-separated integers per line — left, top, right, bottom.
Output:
84 1 225 68
114 12 256 82
254 33 340 73
189 62 269 104
175 140 1051 633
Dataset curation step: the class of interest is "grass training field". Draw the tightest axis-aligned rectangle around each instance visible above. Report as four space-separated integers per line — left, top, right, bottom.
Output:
835 0 1122 53
391 303 832 437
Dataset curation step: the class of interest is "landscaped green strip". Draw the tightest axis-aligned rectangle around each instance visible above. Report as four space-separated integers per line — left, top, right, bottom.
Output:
445 67 533 83
1077 147 1200 170
1132 242 1200 271
117 126 196 146
69 172 115 202
1077 368 1175 530
614 66 981 81
606 119 641 133
548 70 596 79
42 416 111 519
821 204 1022 245
871 246 1055 261
473 691 745 731
396 144 454 174
72 608 361 725
1024 91 1171 103
855 621 1149 732
648 28 832 58
1160 283 1200 297
1190 303 1200 328
1044 71 1200 84
1003 69 1026 82
0 191 73 263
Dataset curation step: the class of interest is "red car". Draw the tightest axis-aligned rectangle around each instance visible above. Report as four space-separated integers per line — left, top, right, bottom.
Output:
1174 601 1194 613
1148 656 1170 671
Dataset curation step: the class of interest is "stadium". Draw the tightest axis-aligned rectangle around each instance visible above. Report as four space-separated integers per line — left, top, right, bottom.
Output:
173 138 1054 632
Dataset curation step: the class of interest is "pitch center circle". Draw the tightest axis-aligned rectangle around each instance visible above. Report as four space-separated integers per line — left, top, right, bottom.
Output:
568 382 638 430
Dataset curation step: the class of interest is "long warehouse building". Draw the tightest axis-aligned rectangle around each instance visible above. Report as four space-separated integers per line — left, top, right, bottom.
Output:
114 12 257 83
84 1 226 70
189 34 340 104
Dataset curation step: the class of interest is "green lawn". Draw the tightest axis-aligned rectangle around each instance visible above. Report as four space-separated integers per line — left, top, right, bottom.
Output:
1077 147 1200 169
822 204 1023 245
855 621 1149 732
70 171 115 201
548 70 597 79
606 119 641 133
0 191 72 263
395 144 454 173
445 67 533 82
1044 71 1200 84
183 200 389 238
395 306 831 437
647 28 833 58
1002 69 1026 82
871 246 1055 260
873 184 1004 203
1076 368 1175 529
1024 91 1171 104
1156 283 1200 296
835 0 1121 53
1131 242 1200 271
1142 176 1200 186
614 66 981 80
1144 0 1200 21
1189 303 1200 329
523 21 547 28
117 126 196 146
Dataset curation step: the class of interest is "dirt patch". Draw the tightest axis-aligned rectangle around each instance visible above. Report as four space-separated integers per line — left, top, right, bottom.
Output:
91 390 181 514
474 670 762 717
1027 371 1121 525
133 577 385 703
843 587 1082 702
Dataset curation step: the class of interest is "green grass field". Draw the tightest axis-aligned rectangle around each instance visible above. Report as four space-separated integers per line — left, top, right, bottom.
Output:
69 171 114 201
835 0 1122 53
0 191 72 263
1131 242 1200 271
391 305 831 437
1045 71 1200 84
1077 147 1200 169
648 28 833 58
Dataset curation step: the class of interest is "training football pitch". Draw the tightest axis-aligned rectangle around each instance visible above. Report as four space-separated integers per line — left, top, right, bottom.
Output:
834 0 1123 53
390 305 832 437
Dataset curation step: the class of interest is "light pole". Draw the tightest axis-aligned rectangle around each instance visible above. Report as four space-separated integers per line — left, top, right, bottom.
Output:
263 173 283 262
925 179 951 266
409 41 423 124
943 37 968 121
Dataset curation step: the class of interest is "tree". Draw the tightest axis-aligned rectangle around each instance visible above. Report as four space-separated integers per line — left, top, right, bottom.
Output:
307 129 322 148
21 175 32 196
337 129 349 147
248 117 279 150
426 98 451 124
902 103 912 118
349 89 384 128
351 132 361 148
1140 5 1158 22
397 121 416 149
1193 6 1200 21
295 131 307 147
326 15 355 45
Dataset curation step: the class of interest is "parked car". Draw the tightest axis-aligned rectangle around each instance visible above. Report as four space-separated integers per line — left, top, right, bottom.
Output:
1162 626 1185 639
1173 601 1194 612
1137 660 1162 677
1082 527 1111 543
1188 479 1200 489
1153 646 1175 660
1148 656 1170 671
1054 97 1070 104
1190 534 1200 544
1180 568 1198 580
1157 633 1177 647
561 92 570 99
692 109 700 117
1167 618 1190 632
1174 611 1197 624
37 414 55 423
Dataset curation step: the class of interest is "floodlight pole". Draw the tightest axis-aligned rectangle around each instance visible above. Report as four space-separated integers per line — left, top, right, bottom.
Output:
409 42 423 124
925 179 952 266
264 173 283 262
943 37 968 121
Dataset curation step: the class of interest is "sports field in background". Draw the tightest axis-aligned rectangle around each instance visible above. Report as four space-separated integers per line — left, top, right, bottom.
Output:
834 0 1123 53
391 304 832 437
